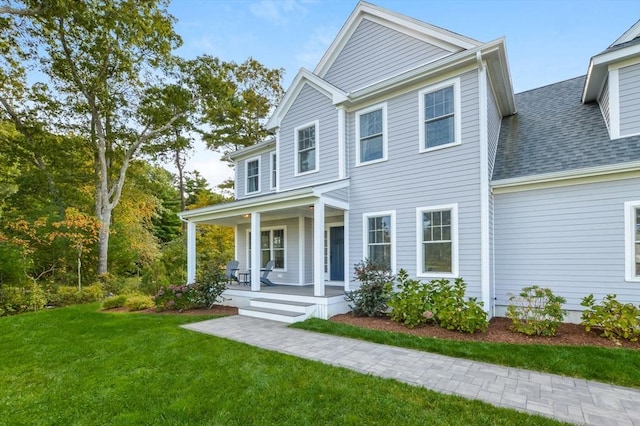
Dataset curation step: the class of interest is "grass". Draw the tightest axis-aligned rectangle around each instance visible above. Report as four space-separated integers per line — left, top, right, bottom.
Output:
291 318 640 388
0 304 567 425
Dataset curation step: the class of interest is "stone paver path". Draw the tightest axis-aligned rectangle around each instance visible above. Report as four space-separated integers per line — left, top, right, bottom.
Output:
182 316 640 425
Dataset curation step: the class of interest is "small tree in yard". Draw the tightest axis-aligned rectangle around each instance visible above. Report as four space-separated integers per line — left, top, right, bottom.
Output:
344 259 394 317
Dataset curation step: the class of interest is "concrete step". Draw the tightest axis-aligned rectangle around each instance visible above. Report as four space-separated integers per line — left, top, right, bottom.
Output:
238 306 309 323
249 298 316 314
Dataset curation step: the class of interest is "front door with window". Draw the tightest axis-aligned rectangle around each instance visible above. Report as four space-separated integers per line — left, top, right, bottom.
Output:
329 226 344 281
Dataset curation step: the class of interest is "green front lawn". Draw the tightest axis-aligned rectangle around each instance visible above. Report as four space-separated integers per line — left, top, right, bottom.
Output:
0 304 565 425
292 318 640 388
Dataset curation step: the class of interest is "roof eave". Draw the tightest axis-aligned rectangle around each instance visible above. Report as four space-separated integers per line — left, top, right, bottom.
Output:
582 43 640 102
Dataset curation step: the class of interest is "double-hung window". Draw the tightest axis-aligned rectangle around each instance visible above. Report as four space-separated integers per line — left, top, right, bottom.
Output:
363 211 395 271
356 103 387 165
270 152 277 190
417 204 458 277
245 157 260 194
248 227 286 270
295 121 319 174
419 77 461 152
625 201 640 281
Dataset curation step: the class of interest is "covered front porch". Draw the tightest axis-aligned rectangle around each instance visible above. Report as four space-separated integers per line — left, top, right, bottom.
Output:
177 180 352 320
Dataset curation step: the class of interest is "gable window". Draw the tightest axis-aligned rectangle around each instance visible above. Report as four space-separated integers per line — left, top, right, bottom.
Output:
295 121 319 175
419 77 461 152
245 157 260 194
248 227 286 270
356 103 387 165
625 201 640 282
270 152 277 190
417 204 458 277
363 211 395 271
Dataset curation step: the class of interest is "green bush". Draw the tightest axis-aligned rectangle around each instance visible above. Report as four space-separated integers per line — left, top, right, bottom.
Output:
102 294 128 310
507 286 566 336
388 269 433 328
154 284 198 311
430 278 488 334
124 294 155 311
55 284 104 306
344 259 394 317
0 283 47 315
581 294 640 341
194 267 227 308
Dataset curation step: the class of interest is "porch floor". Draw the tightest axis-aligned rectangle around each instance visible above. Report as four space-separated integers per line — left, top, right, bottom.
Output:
226 283 346 297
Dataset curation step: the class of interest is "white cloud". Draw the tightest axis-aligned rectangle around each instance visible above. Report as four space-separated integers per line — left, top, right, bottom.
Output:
296 25 338 69
248 0 312 25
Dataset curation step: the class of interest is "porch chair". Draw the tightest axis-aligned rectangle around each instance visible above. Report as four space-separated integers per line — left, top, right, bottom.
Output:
260 260 275 286
224 260 240 285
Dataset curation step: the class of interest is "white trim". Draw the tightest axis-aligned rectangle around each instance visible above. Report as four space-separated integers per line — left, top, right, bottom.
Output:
324 222 345 282
609 69 621 139
343 210 350 291
355 102 388 167
415 204 459 279
245 225 288 272
313 200 326 296
234 225 238 262
418 77 462 153
298 217 306 285
270 152 277 190
624 200 640 282
244 156 261 196
362 210 396 273
294 120 320 176
250 213 261 291
186 222 196 284
478 55 491 313
338 107 346 179
612 20 640 45
275 129 281 192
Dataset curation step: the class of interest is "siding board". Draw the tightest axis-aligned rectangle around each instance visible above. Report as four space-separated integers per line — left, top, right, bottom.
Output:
619 63 640 136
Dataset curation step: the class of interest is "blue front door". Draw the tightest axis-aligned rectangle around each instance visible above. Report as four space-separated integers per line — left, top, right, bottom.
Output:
329 226 344 281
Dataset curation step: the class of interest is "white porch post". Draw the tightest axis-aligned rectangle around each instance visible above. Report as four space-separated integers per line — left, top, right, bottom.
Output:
313 200 325 296
343 209 350 291
186 221 196 284
250 212 261 292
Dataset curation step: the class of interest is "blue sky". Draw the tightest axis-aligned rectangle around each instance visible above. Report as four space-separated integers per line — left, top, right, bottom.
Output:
167 0 639 188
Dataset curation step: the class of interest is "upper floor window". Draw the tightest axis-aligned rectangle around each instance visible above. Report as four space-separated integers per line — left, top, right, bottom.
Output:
416 204 458 278
419 77 461 153
270 152 277 190
356 103 387 166
245 157 260 194
295 121 319 175
625 200 640 282
363 211 395 271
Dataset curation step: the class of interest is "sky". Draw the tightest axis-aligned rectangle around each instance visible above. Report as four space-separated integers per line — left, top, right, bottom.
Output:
166 0 640 189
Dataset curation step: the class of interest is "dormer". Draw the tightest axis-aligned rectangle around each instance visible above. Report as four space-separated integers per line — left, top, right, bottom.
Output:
583 20 640 140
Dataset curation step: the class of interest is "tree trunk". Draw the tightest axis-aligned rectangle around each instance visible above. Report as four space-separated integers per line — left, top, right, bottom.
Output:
77 249 82 291
97 201 112 276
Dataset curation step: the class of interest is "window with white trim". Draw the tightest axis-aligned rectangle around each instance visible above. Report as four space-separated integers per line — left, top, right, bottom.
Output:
356 103 387 165
363 211 395 270
417 204 458 277
419 78 461 152
270 152 277 189
625 201 640 281
295 121 318 174
248 227 286 270
245 157 260 194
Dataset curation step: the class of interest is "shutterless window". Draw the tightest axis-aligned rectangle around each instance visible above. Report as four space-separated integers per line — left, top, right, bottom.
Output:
421 209 452 273
249 229 285 269
424 85 455 148
359 109 383 163
270 152 277 189
367 215 391 269
246 159 259 193
297 125 316 173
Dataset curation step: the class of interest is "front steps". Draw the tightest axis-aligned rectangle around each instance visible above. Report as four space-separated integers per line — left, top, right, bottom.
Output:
238 298 317 323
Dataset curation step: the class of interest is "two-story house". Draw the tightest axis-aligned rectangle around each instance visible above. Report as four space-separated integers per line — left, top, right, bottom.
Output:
179 1 640 322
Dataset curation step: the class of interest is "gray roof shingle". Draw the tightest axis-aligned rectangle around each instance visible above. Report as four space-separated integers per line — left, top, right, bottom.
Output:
493 75 640 181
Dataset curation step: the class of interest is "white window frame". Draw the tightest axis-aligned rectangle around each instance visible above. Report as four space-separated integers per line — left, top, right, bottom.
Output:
624 200 640 282
416 203 459 278
294 120 319 176
362 210 396 273
245 156 260 195
418 77 462 153
355 102 388 166
270 152 277 190
246 226 287 272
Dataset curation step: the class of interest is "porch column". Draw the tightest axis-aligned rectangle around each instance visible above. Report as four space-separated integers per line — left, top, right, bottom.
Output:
343 209 350 291
313 200 325 296
186 221 196 284
250 212 261 292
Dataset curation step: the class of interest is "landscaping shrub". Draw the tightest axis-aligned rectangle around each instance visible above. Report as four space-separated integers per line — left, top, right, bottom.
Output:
344 259 394 317
194 267 227 308
507 285 566 336
581 294 640 341
154 284 198 311
124 294 155 311
388 269 433 328
429 278 488 334
55 284 104 306
102 294 128 310
0 283 47 315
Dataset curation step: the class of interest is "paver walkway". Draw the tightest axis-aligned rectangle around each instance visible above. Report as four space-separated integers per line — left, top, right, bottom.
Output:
182 316 640 425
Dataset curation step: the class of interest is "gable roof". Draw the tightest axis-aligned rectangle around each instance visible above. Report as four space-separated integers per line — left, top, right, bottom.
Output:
494 76 640 182
314 1 481 78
